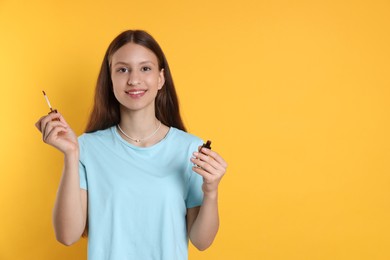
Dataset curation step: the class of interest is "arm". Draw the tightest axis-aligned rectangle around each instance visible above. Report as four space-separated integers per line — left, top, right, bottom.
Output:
53 151 88 245
188 147 227 251
36 112 87 246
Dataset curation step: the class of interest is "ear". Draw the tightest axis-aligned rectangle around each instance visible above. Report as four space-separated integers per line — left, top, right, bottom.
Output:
158 69 165 90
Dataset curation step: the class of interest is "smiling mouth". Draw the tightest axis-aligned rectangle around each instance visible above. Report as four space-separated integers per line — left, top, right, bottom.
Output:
126 90 146 95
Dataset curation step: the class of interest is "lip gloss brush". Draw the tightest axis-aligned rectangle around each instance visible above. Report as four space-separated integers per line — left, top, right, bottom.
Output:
42 90 54 112
42 90 59 120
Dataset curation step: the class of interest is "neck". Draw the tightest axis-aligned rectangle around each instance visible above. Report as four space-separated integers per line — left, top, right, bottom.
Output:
120 119 159 139
118 121 161 143
117 106 170 147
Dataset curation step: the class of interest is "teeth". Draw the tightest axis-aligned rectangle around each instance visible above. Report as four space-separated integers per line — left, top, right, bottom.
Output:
127 91 145 95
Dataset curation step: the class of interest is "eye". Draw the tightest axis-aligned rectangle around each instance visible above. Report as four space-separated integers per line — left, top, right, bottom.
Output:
141 66 152 72
116 67 129 73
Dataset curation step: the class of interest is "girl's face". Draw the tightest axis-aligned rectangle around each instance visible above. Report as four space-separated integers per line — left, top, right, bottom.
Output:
110 43 165 114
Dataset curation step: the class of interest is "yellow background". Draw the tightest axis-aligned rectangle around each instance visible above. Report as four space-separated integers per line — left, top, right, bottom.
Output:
1 0 389 259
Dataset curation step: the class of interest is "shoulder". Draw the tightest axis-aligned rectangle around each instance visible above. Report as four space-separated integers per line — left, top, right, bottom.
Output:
166 128 204 155
169 127 203 145
78 127 117 161
78 127 115 146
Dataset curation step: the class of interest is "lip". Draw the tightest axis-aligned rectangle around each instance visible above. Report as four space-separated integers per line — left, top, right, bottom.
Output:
125 89 147 98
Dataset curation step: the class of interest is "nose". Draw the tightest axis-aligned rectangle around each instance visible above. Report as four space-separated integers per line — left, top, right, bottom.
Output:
127 71 141 86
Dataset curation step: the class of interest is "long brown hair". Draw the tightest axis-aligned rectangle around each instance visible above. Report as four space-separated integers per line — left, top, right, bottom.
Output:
85 30 186 133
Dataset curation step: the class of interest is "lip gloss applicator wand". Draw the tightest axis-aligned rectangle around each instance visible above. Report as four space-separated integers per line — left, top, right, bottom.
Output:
42 90 59 120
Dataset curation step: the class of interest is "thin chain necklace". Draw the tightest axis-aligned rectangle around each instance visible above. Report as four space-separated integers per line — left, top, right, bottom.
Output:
117 121 162 143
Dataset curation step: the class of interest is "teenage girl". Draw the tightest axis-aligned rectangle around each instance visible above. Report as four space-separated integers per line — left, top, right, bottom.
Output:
36 30 227 260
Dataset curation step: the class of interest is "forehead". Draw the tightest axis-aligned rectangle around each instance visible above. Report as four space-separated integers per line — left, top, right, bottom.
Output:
111 43 158 64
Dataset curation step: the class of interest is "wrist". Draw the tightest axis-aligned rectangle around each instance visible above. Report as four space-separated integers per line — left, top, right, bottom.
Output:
203 190 218 200
64 147 79 162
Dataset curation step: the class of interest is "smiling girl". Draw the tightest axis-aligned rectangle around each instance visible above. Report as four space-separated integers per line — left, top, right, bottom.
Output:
35 30 227 260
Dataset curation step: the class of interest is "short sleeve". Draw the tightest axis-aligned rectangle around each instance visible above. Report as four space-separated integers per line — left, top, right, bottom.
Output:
79 160 88 190
78 135 88 190
186 140 204 208
186 170 204 208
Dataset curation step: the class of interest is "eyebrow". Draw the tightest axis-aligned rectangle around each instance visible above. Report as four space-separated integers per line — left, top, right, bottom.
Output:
112 61 156 67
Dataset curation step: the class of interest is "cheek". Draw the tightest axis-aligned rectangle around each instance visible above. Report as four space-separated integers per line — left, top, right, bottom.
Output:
111 77 124 99
146 75 162 89
112 86 120 101
111 74 125 88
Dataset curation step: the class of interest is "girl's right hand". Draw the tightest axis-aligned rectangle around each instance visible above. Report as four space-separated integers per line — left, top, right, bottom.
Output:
35 112 79 155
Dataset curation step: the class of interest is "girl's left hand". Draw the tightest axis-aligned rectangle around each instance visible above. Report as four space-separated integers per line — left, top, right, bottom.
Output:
191 147 228 196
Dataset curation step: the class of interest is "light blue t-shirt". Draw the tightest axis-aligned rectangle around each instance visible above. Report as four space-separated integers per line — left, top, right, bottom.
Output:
78 126 204 260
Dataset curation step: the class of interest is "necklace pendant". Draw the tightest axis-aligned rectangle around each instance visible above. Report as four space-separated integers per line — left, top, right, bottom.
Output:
117 121 162 144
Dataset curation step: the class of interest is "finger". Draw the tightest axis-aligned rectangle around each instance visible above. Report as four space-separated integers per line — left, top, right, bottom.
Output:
40 113 67 136
199 148 228 168
57 113 69 125
192 165 222 184
42 121 68 141
40 117 49 136
48 111 62 122
192 152 221 171
190 157 219 175
36 112 60 131
39 114 54 134
35 116 46 131
42 119 67 136
41 111 63 125
44 125 68 143
192 165 211 179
